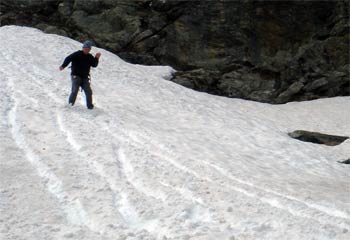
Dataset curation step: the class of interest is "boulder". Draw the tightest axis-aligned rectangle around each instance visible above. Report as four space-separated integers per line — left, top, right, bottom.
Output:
172 69 221 94
288 130 349 146
35 23 68 36
276 82 304 103
304 77 329 92
338 159 350 164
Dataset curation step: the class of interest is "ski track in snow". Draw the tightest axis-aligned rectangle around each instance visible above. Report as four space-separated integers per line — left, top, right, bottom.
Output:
1 55 103 235
123 128 350 228
1 26 350 240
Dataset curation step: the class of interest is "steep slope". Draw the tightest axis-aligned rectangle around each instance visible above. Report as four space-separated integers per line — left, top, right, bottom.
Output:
0 26 349 240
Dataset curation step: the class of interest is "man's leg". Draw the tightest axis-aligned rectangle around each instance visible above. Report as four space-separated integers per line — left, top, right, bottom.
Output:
69 75 82 105
81 78 93 109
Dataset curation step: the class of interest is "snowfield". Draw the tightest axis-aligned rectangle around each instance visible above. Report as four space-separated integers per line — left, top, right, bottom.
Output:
0 26 349 240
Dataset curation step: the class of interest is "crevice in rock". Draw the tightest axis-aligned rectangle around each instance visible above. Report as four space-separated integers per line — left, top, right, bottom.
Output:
121 1 190 52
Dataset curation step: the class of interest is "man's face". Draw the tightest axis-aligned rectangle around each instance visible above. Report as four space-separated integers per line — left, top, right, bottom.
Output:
83 47 91 54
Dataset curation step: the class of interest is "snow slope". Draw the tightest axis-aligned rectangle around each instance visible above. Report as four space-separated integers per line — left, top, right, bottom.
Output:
0 26 349 240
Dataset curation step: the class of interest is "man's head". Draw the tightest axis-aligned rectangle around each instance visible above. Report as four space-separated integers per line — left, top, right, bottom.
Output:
82 41 92 54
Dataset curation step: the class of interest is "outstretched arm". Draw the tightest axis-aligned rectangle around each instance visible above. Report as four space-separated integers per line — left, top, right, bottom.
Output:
59 52 75 70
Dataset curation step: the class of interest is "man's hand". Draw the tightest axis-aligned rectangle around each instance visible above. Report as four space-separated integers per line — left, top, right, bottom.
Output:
95 52 101 59
59 66 64 71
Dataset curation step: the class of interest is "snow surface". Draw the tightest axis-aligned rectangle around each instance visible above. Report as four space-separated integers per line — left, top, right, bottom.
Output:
0 26 349 240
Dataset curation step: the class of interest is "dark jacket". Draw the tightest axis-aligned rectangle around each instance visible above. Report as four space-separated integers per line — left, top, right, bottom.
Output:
61 50 99 78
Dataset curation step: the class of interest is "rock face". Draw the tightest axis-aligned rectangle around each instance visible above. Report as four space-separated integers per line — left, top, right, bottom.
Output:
1 0 349 103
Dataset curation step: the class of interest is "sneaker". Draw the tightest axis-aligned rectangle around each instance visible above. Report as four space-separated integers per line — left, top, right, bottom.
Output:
87 104 94 110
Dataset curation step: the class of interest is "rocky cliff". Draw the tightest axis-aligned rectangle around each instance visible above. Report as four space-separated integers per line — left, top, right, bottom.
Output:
1 0 349 103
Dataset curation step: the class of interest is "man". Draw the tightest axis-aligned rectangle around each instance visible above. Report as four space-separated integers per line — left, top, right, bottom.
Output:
59 41 101 109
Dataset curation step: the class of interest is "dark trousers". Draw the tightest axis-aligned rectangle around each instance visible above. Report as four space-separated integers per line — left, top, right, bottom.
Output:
69 75 93 108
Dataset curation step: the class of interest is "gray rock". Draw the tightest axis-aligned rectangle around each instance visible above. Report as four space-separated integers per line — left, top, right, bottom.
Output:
276 82 304 103
289 130 349 146
172 68 221 94
4 0 60 9
35 23 68 36
73 0 103 14
304 77 328 91
338 159 350 164
58 1 73 17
